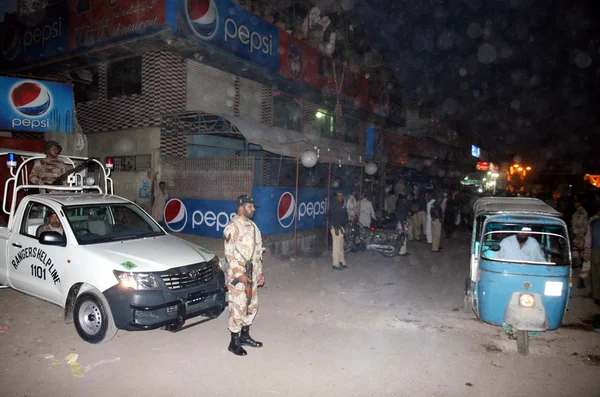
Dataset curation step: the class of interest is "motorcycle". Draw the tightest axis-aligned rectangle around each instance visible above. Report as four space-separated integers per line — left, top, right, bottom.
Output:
343 221 403 257
372 213 397 230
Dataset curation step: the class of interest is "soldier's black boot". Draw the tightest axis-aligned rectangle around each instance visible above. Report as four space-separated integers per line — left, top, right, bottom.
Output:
228 332 247 356
240 325 263 348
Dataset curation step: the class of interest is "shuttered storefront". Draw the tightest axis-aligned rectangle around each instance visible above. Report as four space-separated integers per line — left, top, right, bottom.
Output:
238 78 263 122
186 60 237 116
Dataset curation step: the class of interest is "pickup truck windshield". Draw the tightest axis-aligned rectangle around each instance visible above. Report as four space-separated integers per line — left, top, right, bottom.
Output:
64 203 165 245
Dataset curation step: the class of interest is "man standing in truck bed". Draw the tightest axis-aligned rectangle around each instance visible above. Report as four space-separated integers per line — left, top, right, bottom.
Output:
29 141 67 188
223 195 265 356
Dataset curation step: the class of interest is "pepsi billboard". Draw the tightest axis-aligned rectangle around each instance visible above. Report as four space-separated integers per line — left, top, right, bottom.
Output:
250 186 328 235
179 0 279 71
164 197 237 238
163 186 331 237
0 76 74 133
0 2 69 68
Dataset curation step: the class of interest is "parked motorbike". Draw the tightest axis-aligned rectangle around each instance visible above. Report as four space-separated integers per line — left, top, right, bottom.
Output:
343 221 403 257
372 213 397 230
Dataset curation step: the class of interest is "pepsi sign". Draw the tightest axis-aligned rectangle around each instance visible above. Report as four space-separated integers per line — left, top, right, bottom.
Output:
251 186 329 236
164 198 237 238
0 76 74 133
162 186 334 238
0 2 69 68
180 0 279 71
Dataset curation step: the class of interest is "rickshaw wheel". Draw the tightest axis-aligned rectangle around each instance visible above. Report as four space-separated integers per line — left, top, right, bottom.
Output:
516 330 529 356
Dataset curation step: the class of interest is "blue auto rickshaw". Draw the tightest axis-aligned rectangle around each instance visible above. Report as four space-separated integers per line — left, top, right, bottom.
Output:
465 197 572 355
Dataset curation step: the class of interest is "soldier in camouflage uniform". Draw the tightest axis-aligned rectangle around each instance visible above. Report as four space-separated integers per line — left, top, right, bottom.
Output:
29 141 67 188
223 195 265 356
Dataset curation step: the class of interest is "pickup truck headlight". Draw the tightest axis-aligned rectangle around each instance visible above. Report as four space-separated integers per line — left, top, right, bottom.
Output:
210 255 222 272
114 270 160 290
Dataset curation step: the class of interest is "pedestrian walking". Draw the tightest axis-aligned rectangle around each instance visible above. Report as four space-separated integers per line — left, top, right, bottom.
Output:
443 193 457 239
359 192 376 228
431 194 443 252
151 181 169 224
426 192 435 244
346 190 358 223
395 194 409 256
223 195 265 356
417 193 427 241
583 208 600 304
408 194 419 241
329 191 348 270
385 190 397 215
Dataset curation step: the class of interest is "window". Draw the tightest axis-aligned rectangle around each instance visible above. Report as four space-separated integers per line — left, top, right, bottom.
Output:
74 67 99 103
273 92 301 131
20 202 61 238
315 110 335 138
107 57 142 99
479 223 569 266
107 155 151 172
64 204 163 245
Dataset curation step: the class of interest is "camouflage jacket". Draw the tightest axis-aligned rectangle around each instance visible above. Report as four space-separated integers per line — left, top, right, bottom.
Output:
29 158 67 186
223 216 263 285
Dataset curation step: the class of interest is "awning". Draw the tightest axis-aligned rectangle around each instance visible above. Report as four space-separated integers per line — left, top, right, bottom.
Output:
224 116 366 166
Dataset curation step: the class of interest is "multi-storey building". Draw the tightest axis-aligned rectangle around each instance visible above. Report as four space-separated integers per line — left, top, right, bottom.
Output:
0 0 405 252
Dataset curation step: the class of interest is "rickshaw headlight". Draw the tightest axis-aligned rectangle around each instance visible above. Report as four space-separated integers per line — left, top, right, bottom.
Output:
519 293 535 308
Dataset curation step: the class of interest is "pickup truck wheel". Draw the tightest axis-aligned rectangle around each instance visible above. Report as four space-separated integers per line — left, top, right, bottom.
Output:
74 292 118 344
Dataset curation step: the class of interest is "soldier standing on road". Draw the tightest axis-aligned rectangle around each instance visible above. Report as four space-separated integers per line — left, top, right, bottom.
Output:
29 141 67 187
223 195 265 356
329 191 348 270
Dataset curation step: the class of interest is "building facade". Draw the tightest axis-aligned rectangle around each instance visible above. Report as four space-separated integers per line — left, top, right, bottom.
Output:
1 0 404 253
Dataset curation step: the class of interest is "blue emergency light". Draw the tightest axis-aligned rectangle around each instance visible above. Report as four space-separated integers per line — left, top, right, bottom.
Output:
6 153 17 168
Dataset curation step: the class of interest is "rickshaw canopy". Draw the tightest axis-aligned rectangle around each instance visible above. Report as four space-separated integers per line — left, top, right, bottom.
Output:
473 197 561 218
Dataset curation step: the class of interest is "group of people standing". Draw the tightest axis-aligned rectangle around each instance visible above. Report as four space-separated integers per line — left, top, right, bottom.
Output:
389 189 460 254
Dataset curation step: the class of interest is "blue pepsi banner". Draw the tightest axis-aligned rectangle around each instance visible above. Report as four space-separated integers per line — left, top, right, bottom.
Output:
163 198 237 238
163 186 330 237
179 0 280 71
0 1 69 68
250 186 328 235
0 76 74 133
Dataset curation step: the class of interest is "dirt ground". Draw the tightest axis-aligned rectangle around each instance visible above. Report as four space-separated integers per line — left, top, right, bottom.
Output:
1 231 599 397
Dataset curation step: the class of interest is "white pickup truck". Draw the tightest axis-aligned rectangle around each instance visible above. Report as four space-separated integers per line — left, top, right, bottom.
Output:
0 150 226 343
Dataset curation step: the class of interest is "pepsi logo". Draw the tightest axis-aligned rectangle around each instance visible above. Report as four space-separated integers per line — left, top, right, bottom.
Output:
164 199 188 232
277 192 295 228
1 24 20 61
185 0 218 40
10 81 51 117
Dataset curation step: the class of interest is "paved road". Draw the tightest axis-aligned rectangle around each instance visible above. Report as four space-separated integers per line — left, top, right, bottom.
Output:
0 231 599 397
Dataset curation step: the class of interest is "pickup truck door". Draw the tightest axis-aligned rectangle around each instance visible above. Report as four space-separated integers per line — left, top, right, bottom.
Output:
7 201 66 305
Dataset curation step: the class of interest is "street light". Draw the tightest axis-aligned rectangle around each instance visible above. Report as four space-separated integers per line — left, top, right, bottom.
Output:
365 162 378 175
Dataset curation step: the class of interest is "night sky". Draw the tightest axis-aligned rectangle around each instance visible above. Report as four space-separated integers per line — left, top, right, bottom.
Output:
350 0 600 165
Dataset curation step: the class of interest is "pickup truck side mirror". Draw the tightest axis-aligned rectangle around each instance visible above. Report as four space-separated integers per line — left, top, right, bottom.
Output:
39 231 66 247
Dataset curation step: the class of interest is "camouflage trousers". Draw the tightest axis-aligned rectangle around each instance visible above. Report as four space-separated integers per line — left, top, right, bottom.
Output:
227 276 259 333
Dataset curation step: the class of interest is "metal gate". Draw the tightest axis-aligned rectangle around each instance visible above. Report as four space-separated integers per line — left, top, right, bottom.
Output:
160 156 254 200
